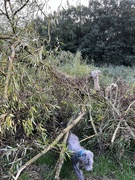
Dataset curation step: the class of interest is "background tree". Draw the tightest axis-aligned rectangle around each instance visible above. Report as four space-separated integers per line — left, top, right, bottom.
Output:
35 0 135 66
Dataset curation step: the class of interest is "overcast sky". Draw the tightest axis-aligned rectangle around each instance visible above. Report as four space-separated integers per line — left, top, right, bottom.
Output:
46 0 89 12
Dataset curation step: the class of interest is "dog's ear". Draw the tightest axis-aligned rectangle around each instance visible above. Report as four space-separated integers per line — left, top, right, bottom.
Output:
90 151 94 158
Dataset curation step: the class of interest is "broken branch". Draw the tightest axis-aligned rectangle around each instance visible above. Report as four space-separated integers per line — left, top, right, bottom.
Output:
54 115 77 179
3 41 19 102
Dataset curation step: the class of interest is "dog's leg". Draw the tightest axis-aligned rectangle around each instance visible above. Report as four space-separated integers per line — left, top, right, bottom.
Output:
73 165 84 180
72 155 84 180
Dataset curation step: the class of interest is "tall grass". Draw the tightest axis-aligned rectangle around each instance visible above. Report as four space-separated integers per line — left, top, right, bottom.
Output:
52 51 135 86
101 65 135 85
53 51 97 77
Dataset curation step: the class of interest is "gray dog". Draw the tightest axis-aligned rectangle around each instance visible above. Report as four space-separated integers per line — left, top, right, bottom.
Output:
67 132 94 180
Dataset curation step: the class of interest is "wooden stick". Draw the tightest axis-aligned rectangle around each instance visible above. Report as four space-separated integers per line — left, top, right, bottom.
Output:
80 134 96 143
111 121 121 144
54 131 69 180
54 116 76 180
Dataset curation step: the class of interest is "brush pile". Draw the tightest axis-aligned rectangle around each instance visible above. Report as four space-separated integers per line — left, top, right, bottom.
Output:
0 55 135 179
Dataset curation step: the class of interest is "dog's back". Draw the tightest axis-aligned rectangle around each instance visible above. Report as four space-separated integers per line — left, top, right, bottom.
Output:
67 132 83 152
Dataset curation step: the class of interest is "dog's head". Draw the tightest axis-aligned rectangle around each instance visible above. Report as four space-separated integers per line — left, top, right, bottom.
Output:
78 150 94 171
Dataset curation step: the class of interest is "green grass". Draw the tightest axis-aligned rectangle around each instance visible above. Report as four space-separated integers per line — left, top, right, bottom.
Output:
87 154 135 180
18 153 135 180
19 173 29 180
101 65 135 85
55 153 135 180
54 51 135 87
35 151 57 166
55 51 98 77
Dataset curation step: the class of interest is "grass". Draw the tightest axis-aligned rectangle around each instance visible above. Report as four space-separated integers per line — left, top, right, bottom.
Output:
55 51 98 77
19 173 29 180
87 154 135 180
19 153 135 180
101 65 135 86
35 151 57 166
54 51 135 87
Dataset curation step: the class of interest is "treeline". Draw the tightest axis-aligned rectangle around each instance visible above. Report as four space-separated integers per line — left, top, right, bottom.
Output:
34 0 135 66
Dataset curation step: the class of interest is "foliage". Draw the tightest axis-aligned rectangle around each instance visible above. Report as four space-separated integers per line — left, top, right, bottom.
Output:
35 0 135 66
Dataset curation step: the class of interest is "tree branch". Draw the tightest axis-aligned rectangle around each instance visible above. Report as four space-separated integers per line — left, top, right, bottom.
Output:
54 131 69 180
4 0 16 33
14 0 30 16
3 40 19 102
0 35 15 39
54 116 76 179
13 112 86 180
4 0 11 21
0 8 6 15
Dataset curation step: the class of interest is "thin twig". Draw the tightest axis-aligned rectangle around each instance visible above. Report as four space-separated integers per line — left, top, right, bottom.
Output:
0 35 15 39
123 121 135 140
111 121 121 144
124 100 135 115
35 1 51 43
4 0 16 33
4 0 11 21
88 105 98 135
14 0 30 16
80 134 96 143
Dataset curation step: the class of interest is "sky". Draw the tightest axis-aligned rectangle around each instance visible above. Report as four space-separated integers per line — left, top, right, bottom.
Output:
46 0 89 12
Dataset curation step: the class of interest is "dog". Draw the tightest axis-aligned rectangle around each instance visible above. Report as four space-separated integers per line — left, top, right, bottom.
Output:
67 132 94 180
